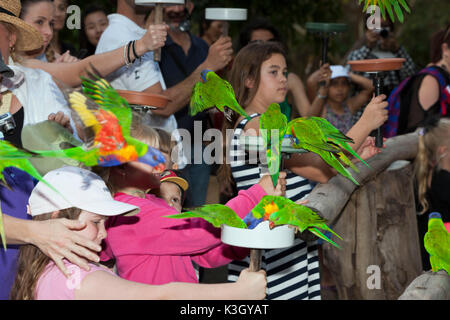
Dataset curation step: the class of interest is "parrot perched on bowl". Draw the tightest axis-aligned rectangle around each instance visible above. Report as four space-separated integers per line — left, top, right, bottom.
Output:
190 70 252 122
259 103 288 187
248 195 342 248
424 212 450 275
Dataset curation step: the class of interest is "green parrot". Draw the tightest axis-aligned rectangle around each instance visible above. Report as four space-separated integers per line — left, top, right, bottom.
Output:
190 70 252 122
259 103 288 187
424 212 450 274
288 117 360 185
309 116 369 170
165 204 248 229
250 195 342 249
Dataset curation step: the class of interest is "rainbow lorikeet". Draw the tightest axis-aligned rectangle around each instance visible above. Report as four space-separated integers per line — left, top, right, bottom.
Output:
248 195 342 248
190 70 252 122
424 212 450 275
287 117 363 185
259 103 288 187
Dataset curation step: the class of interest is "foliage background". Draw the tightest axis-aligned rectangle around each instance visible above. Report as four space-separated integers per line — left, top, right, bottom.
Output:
65 0 450 78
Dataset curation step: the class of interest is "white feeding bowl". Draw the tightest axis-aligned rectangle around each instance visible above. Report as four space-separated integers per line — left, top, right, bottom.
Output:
205 8 248 21
134 0 185 5
221 221 295 249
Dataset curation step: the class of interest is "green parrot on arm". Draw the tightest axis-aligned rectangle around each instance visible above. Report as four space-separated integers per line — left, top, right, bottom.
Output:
259 103 288 187
165 204 248 229
424 212 450 274
250 195 342 249
309 116 370 170
288 117 360 185
190 70 252 122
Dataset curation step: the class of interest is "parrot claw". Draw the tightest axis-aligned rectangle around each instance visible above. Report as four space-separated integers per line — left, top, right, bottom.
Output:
224 107 233 122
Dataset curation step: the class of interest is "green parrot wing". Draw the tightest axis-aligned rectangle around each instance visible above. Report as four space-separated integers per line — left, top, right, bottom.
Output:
165 204 247 229
310 117 370 168
189 81 218 116
289 118 339 153
205 72 251 121
269 204 342 248
81 76 132 136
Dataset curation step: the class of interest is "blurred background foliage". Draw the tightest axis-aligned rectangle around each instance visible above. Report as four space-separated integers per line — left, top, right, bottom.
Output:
65 0 449 78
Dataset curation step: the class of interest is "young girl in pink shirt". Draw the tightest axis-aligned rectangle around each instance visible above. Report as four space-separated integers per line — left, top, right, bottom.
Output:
10 166 267 300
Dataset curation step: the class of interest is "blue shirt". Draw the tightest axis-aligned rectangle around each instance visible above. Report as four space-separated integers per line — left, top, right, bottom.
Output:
0 167 36 300
159 34 210 135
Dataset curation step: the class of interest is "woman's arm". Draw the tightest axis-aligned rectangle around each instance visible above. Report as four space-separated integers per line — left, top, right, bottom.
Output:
346 72 374 113
75 268 267 300
3 214 101 276
418 75 440 111
345 94 388 151
23 24 169 87
287 73 311 117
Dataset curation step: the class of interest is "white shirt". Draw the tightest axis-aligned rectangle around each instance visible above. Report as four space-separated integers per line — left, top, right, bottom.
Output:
6 62 72 128
96 14 186 168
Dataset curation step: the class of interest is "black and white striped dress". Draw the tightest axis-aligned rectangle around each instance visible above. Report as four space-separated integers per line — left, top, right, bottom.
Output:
227 114 321 300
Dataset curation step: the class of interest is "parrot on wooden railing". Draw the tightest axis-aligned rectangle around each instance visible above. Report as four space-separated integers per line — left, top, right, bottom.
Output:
424 212 450 275
190 70 252 122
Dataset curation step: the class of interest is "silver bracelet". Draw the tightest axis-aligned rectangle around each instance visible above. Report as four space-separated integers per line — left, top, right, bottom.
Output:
317 92 328 99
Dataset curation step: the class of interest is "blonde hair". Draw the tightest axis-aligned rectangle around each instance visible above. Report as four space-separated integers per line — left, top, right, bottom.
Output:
414 118 450 214
129 113 160 149
9 208 83 300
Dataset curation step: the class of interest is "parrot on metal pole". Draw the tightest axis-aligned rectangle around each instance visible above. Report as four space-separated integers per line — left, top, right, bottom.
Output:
259 103 288 187
424 212 450 275
190 70 252 122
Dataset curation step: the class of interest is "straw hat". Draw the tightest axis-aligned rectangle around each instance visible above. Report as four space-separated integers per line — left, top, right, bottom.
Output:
0 0 43 51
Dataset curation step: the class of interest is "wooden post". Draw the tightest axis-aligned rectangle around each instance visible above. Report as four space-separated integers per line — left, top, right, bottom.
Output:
249 249 262 272
153 4 163 62
303 132 425 299
322 161 423 299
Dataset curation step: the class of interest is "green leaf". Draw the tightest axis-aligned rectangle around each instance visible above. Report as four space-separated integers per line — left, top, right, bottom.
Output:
384 0 396 23
398 0 411 13
392 0 404 23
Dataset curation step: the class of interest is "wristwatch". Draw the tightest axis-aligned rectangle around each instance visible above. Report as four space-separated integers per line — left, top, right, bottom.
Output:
317 92 328 99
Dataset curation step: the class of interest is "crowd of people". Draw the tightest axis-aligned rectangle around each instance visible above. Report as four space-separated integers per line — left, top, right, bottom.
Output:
0 0 448 300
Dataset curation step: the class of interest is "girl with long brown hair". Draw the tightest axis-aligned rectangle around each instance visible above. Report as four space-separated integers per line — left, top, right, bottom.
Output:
219 41 389 300
414 119 450 271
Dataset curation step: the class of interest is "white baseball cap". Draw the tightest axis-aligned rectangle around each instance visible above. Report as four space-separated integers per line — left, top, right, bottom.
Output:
28 166 139 217
330 65 350 80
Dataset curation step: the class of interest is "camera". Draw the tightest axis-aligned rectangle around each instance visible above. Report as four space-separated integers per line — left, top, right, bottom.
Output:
374 27 390 39
0 112 16 135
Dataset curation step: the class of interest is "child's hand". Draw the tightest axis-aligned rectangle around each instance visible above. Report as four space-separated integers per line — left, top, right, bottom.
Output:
357 136 386 161
235 268 267 300
359 94 389 131
258 171 287 196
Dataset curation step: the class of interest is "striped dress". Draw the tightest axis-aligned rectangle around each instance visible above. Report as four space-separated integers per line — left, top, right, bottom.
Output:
227 114 321 300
